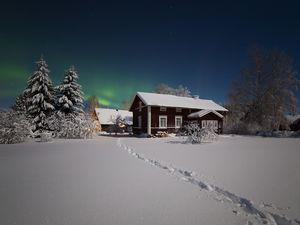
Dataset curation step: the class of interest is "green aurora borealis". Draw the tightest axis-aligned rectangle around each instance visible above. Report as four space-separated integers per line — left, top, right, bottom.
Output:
1 1 300 109
0 61 156 108
0 64 29 97
80 70 156 107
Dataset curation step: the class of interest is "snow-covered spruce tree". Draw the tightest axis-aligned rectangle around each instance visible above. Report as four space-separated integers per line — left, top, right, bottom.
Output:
11 93 27 113
24 56 55 133
56 66 84 115
52 66 94 139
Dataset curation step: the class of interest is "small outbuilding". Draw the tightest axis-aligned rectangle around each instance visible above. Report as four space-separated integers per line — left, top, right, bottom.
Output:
288 116 300 131
95 108 133 132
129 92 228 135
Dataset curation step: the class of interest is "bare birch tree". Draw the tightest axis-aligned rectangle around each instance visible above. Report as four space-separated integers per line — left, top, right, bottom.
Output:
227 47 299 132
155 83 192 97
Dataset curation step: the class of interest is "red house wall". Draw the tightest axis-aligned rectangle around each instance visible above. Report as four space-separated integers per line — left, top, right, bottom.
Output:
130 95 225 134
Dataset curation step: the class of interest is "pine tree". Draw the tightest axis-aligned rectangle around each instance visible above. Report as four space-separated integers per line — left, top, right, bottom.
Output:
24 56 55 133
56 66 84 115
11 94 27 113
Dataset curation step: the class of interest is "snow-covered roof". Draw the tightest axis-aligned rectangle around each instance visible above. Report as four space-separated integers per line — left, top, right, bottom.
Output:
95 108 133 125
188 109 224 119
286 115 300 123
135 92 228 111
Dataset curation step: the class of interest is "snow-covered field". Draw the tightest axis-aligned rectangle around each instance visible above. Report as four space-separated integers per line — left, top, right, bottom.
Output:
0 135 299 225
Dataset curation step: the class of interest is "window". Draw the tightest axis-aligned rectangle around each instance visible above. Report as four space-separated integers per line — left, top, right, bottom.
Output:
176 108 182 112
159 115 167 128
138 101 142 112
138 116 142 128
175 116 182 128
214 121 218 129
202 120 218 130
160 107 167 112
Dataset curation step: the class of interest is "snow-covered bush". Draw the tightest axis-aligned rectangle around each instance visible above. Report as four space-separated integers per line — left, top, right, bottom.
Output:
256 130 297 138
47 112 94 139
155 131 169 138
291 131 300 138
40 132 53 142
0 110 31 144
224 120 264 135
184 122 218 143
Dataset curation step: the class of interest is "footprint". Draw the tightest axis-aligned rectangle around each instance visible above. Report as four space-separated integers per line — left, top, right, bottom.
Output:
117 138 295 225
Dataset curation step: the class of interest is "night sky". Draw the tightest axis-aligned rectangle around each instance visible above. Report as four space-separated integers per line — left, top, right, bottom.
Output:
1 0 300 109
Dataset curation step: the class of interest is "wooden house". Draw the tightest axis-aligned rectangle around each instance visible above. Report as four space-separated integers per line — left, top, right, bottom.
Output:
95 108 133 132
129 92 228 135
289 116 300 131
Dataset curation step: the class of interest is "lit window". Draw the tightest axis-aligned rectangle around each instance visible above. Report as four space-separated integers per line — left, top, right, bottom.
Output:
160 107 167 112
159 115 167 128
175 116 182 128
176 108 182 112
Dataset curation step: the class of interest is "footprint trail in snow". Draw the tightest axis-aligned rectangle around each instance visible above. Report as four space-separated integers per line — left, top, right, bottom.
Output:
117 138 299 225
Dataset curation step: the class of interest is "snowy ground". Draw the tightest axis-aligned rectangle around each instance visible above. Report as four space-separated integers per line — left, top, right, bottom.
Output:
0 135 299 225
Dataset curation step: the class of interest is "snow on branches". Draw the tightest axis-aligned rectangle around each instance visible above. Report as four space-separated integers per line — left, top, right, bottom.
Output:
107 114 128 135
56 66 84 115
184 122 218 143
24 56 55 133
155 83 192 97
3 56 92 143
0 110 31 144
47 112 94 139
11 94 27 113
227 47 300 132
